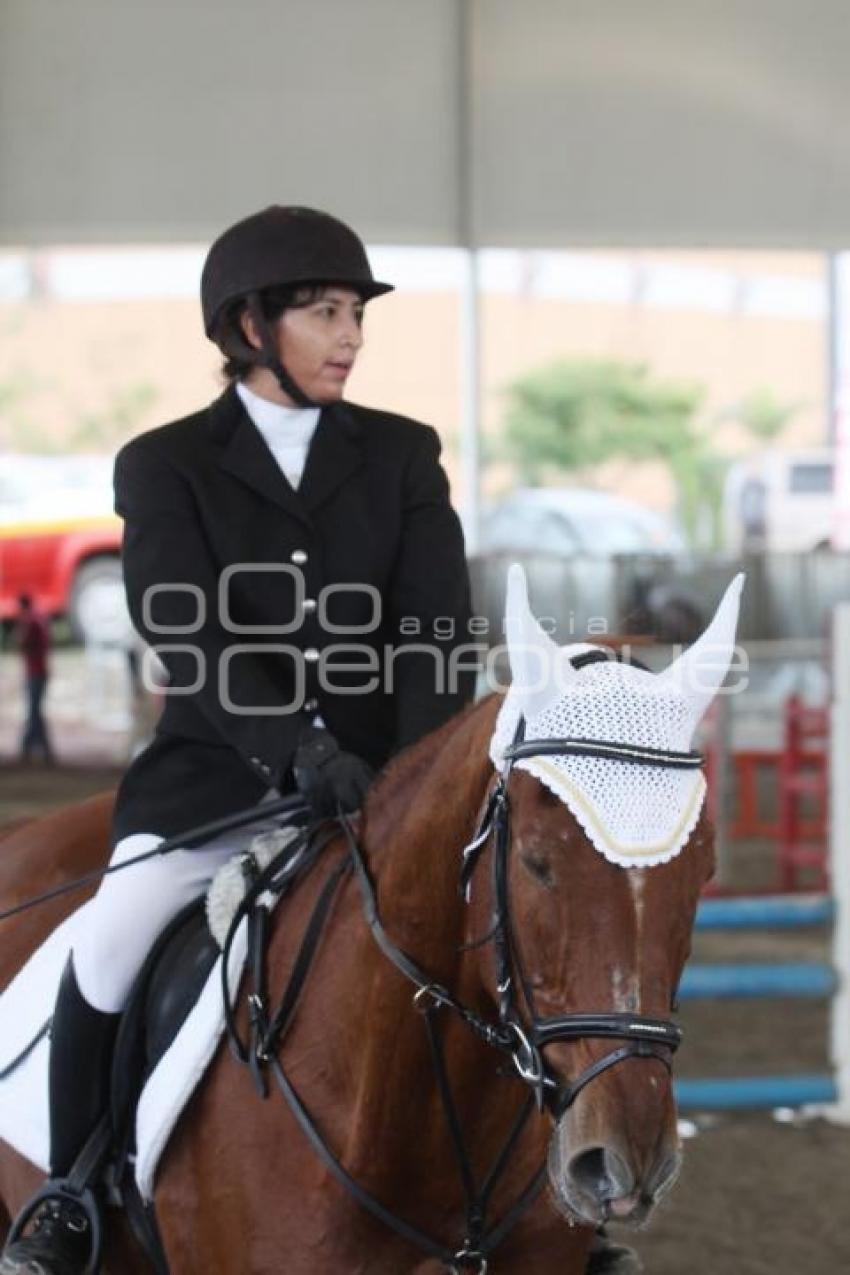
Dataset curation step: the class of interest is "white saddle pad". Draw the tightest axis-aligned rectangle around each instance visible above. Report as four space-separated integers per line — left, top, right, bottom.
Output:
0 905 247 1202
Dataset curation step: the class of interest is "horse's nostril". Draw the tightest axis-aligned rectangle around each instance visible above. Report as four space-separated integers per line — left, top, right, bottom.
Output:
567 1145 633 1204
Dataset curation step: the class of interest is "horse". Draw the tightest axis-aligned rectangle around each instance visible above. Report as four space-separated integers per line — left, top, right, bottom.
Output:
0 567 741 1273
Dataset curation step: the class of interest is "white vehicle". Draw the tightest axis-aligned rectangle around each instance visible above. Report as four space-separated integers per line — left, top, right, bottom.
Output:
723 449 834 554
480 488 686 557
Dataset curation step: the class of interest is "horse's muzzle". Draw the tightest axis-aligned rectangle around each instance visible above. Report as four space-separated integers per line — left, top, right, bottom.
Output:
546 1121 681 1228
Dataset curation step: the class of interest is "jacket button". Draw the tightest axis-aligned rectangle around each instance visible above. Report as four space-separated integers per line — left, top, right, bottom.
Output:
304 697 319 713
304 647 319 663
302 598 317 613
291 549 308 565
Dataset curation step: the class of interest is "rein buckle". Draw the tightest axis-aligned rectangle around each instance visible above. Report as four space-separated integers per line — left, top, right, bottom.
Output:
413 983 447 1015
506 1020 556 1110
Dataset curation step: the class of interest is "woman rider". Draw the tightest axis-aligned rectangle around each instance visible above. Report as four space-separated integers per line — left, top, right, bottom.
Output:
1 206 476 1275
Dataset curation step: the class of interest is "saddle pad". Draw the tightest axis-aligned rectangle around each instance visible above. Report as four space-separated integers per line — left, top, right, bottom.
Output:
0 905 247 1202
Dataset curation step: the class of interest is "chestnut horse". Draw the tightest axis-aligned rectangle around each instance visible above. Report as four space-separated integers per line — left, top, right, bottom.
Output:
0 566 741 1273
0 701 714 1275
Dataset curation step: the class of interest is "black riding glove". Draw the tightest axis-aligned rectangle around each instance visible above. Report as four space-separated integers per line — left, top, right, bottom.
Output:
292 726 374 817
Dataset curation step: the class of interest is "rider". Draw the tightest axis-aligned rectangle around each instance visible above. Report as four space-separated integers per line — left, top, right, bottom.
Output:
1 206 476 1275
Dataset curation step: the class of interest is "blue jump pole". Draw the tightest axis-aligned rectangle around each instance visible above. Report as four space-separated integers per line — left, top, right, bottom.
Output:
676 1074 838 1111
695 895 834 931
679 962 836 999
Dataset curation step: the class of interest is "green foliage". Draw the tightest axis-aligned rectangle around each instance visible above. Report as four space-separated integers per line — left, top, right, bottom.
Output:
67 382 158 450
0 368 55 450
500 357 721 546
503 359 705 483
723 386 801 442
0 376 158 453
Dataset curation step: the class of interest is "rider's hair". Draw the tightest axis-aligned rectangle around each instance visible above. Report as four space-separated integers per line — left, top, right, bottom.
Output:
215 284 330 383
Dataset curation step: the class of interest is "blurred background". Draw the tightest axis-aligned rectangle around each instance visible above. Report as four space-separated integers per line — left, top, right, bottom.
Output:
2 2 850 1270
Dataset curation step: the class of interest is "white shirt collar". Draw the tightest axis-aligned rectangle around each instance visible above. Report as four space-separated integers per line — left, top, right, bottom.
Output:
235 380 320 443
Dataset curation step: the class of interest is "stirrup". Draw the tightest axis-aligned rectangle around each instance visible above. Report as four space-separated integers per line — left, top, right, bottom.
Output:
4 1180 103 1275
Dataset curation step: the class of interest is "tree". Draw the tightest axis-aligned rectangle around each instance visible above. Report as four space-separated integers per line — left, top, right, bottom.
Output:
500 358 718 544
719 385 802 443
67 382 158 450
0 375 158 453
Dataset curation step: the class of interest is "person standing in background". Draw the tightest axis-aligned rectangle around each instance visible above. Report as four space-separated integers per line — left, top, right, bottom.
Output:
16 592 55 764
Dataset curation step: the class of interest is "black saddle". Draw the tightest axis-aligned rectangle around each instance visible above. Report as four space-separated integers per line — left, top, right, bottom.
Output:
109 900 220 1274
111 899 219 1138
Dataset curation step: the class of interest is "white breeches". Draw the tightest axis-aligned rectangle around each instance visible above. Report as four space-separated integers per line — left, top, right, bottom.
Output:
73 796 287 1013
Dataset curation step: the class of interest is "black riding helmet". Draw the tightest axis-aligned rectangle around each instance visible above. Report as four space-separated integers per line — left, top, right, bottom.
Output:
201 206 393 406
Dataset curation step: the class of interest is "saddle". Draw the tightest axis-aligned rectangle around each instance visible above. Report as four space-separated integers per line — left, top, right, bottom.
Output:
109 900 219 1271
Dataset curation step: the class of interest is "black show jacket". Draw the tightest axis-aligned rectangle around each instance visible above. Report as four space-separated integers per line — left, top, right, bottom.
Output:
111 386 474 843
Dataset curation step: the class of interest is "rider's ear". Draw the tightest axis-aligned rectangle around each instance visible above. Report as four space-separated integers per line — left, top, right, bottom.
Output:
239 306 263 351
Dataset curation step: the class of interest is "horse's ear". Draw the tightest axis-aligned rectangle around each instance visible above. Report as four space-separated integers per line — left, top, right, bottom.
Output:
656 573 745 723
505 563 571 718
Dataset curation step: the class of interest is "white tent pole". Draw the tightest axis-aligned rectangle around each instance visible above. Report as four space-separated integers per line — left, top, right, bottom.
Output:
830 601 850 1123
457 0 480 553
831 254 850 550
460 248 481 553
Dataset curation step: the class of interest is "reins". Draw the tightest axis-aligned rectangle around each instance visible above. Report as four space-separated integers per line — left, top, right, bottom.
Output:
0 794 310 924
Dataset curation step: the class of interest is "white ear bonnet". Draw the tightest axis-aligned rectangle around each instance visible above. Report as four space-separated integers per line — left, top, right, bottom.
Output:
490 566 745 869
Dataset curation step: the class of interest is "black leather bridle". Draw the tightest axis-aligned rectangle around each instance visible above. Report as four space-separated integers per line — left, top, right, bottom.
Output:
222 693 703 1273
459 713 700 1119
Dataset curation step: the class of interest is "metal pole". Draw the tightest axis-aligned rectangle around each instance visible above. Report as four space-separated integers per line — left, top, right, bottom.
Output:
460 249 481 553
829 602 850 1124
831 253 850 550
827 253 839 446
457 0 480 553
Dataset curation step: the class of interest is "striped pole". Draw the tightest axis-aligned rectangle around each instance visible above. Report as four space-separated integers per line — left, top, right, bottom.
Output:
695 895 833 930
679 962 836 1000
677 1074 837 1111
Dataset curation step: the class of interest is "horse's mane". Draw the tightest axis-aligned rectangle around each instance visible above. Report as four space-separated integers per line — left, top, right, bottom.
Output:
363 694 501 853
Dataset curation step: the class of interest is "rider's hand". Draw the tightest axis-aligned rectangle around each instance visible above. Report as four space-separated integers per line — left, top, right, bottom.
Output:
292 727 374 817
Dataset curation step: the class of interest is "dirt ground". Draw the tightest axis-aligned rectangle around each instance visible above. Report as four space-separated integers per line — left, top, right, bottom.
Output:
1 657 848 1274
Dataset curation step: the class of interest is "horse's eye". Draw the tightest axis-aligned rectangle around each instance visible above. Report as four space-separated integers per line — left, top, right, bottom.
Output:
522 854 555 887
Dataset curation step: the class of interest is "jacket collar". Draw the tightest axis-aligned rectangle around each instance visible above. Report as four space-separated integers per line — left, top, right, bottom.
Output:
207 384 364 528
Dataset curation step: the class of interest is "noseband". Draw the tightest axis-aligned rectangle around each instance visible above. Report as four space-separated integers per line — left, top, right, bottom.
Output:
459 713 700 1117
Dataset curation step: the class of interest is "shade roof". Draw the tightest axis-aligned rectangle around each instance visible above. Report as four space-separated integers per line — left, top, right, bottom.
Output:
3 0 850 249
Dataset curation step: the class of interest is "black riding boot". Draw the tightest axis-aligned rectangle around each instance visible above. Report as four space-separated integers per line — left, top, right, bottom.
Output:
1 957 120 1275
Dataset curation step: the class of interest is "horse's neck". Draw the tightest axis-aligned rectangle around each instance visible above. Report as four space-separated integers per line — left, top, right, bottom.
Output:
364 696 499 961
335 698 543 1185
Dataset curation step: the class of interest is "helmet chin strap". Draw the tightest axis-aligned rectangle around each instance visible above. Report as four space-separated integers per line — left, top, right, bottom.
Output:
244 292 318 408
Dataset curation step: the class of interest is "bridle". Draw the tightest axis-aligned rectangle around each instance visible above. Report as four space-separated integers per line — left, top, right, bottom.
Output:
460 713 699 1119
222 685 703 1273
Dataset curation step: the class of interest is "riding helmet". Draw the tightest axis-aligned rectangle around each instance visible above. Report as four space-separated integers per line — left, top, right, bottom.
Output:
201 205 393 338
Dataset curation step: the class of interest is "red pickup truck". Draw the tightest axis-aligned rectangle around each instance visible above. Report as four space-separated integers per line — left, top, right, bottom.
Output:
0 455 130 643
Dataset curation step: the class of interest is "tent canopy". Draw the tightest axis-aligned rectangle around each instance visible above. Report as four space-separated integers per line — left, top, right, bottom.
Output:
3 0 850 248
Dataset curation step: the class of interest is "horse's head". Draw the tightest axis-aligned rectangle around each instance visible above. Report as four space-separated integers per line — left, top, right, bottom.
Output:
476 566 743 1230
